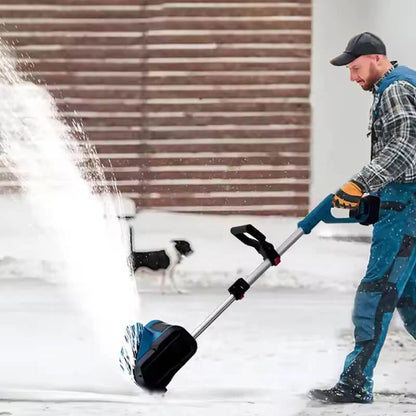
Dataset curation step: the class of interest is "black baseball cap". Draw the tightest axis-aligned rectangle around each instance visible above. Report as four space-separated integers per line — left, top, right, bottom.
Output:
330 32 386 66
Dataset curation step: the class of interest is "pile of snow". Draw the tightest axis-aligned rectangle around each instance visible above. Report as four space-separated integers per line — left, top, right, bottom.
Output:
129 209 372 292
0 195 373 293
0 196 371 291
0 256 60 281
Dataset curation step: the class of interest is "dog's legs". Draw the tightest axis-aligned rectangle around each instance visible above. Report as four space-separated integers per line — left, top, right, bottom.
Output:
167 266 184 294
160 271 167 294
132 271 141 297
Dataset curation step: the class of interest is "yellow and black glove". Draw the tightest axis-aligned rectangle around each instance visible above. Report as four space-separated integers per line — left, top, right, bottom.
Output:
332 180 364 209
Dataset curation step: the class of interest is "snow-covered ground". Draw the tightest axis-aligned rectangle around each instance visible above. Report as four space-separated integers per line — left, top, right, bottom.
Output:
1 196 416 415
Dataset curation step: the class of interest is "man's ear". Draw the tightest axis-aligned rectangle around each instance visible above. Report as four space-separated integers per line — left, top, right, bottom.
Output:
374 54 386 66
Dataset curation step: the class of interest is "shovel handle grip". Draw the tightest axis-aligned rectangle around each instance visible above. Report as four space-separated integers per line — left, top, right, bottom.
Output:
230 224 280 265
230 224 266 246
298 194 380 234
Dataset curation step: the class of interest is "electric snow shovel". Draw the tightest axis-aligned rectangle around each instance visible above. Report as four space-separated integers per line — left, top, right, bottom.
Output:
124 194 380 393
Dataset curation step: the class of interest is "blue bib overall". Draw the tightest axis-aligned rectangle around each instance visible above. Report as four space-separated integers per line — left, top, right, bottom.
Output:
340 67 416 394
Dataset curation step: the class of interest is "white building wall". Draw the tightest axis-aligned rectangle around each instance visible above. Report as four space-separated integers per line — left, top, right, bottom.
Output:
311 0 416 207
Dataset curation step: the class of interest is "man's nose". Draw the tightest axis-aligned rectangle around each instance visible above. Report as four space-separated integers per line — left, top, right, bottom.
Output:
350 71 358 82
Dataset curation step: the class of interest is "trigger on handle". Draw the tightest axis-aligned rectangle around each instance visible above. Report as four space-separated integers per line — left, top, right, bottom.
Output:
351 195 380 225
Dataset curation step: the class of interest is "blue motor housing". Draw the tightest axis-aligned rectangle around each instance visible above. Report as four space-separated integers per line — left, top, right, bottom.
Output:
133 320 198 392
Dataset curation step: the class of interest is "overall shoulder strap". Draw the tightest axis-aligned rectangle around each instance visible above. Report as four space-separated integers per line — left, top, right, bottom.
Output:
377 66 416 96
374 66 416 119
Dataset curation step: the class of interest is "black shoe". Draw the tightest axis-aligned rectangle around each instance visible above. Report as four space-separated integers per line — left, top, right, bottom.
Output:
308 383 373 404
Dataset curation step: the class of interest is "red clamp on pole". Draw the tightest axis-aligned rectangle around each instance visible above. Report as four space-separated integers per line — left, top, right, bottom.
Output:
228 278 250 300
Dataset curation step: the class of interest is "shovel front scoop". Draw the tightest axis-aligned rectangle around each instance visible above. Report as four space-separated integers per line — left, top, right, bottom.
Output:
120 320 197 392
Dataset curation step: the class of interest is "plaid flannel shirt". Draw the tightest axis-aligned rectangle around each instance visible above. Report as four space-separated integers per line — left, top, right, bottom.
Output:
352 62 416 192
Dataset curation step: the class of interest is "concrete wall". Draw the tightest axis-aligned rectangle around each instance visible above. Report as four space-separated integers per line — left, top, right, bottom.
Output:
311 0 416 206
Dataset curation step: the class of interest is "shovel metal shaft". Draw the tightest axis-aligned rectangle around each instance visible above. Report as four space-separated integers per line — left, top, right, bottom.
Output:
191 227 305 339
277 228 305 256
191 294 235 339
191 260 272 339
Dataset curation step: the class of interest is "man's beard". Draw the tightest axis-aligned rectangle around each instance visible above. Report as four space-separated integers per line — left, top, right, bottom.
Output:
361 82 373 91
361 66 380 91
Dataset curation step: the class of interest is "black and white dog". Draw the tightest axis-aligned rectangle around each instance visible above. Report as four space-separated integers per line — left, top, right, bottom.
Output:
129 239 194 294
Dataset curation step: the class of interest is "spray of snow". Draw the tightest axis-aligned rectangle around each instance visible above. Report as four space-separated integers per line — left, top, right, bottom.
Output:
0 41 140 373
